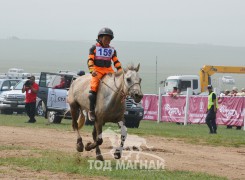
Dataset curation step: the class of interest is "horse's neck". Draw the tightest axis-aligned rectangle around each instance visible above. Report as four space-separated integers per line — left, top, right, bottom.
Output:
100 73 125 106
111 73 124 100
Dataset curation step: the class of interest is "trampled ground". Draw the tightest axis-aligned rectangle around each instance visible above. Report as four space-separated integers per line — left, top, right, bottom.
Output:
0 126 245 179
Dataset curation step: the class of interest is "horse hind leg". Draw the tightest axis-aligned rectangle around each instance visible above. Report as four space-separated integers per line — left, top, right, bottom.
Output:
114 121 127 159
70 101 84 152
85 120 103 152
92 126 104 161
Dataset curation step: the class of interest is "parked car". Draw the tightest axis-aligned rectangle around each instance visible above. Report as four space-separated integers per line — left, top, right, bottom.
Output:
37 72 144 127
124 97 144 128
0 79 20 93
0 79 24 114
0 79 43 115
37 71 77 123
221 76 235 85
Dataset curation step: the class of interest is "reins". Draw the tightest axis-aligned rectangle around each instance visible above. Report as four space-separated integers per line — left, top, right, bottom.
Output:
99 71 140 104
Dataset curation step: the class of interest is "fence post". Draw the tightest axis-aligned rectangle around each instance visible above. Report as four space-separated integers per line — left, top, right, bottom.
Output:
184 88 192 125
157 87 162 123
243 113 245 131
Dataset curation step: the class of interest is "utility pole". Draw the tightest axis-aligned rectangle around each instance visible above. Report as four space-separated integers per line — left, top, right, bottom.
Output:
156 56 158 94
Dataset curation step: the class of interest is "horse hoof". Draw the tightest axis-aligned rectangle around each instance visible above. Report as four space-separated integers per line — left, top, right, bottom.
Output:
76 138 84 152
96 154 104 161
114 151 121 159
85 142 92 151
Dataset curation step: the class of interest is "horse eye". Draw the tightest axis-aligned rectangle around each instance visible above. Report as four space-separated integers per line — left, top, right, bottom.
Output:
126 78 131 83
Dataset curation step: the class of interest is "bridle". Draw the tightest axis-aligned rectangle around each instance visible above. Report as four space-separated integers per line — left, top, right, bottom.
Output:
100 71 141 103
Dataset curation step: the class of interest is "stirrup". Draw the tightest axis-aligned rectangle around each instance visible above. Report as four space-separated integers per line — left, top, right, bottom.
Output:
88 111 95 121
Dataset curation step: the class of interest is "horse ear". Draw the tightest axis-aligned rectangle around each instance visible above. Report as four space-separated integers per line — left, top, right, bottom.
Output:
123 67 127 74
135 63 140 72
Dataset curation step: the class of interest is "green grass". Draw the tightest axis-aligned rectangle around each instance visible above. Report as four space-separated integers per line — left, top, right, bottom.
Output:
0 114 244 147
0 145 227 180
127 121 245 147
0 114 238 179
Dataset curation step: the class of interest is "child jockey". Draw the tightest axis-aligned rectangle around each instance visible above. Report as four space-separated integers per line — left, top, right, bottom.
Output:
87 27 122 120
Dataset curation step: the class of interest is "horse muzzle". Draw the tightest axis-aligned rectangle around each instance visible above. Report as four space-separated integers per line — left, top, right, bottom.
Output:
130 91 143 103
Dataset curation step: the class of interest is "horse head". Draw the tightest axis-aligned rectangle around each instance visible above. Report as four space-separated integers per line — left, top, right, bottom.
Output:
123 63 143 103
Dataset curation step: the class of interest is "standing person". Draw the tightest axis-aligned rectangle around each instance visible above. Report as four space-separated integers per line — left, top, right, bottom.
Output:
205 85 218 134
22 76 39 123
168 87 178 97
87 27 122 120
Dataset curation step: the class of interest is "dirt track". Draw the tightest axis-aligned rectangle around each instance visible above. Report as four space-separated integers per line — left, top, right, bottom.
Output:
0 126 245 179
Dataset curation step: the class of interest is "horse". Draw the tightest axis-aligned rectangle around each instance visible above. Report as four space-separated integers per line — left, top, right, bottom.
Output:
67 63 143 160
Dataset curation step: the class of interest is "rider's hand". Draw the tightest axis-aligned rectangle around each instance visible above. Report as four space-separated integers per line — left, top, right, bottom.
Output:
92 71 97 77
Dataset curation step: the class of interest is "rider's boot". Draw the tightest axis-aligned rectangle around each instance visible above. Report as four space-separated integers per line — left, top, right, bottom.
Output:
88 91 96 121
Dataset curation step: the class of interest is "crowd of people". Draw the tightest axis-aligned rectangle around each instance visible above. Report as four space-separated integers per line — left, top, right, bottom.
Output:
220 87 245 97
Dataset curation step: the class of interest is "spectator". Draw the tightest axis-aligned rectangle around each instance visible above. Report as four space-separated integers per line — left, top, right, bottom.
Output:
225 89 230 96
230 87 238 96
53 76 65 89
220 89 230 97
168 87 178 97
205 85 218 134
22 76 39 123
236 88 245 96
241 88 245 96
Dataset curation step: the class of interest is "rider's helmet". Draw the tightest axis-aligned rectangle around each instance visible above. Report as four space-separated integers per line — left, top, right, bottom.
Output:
98 27 114 40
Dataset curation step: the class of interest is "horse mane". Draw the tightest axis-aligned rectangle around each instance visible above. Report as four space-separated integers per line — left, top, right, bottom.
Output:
114 63 136 77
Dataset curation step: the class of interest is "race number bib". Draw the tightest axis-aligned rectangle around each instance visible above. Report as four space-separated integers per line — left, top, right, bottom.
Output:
96 47 114 59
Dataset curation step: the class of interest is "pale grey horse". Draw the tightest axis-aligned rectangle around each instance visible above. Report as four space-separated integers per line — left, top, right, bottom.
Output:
67 63 143 160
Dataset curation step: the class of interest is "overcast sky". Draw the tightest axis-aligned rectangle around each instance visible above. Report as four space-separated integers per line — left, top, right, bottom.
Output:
1 0 245 46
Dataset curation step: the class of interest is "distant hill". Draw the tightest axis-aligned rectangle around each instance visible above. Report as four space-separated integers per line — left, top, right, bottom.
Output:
0 39 245 93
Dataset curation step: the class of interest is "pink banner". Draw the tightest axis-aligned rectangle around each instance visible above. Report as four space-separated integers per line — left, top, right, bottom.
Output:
142 95 158 120
161 96 186 123
188 96 208 124
216 97 245 126
142 94 244 126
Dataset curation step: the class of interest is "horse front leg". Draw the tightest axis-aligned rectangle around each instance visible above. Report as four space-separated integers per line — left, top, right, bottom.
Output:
85 120 103 151
114 120 127 159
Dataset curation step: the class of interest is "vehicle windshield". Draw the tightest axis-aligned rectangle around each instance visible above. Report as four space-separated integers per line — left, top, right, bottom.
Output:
14 81 25 90
165 79 178 92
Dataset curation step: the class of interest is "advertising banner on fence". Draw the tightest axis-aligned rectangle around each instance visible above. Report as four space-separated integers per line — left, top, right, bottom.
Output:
161 96 186 123
217 97 245 126
188 96 208 124
142 94 244 126
142 94 158 120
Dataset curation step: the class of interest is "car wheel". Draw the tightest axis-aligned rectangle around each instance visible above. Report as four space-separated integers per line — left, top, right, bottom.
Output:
134 120 141 128
36 101 44 116
47 111 63 124
125 119 134 128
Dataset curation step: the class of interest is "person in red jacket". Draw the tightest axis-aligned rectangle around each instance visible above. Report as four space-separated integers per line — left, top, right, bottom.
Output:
168 87 178 97
87 27 122 120
52 76 66 89
22 75 39 123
